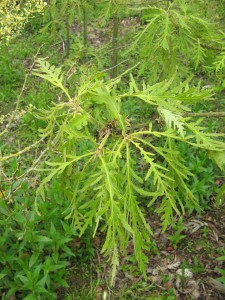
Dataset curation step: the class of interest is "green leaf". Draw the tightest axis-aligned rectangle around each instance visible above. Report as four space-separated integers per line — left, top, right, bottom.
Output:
158 108 185 137
68 112 88 131
35 236 53 243
216 184 225 206
33 59 64 89
29 254 39 268
0 273 7 280
132 183 153 197
37 275 48 287
23 294 37 300
16 275 29 285
32 59 71 100
208 151 225 170
216 256 225 261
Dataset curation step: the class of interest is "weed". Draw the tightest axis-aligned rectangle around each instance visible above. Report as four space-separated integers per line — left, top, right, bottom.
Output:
167 218 187 249
202 226 209 238
0 176 93 299
216 255 225 286
191 257 205 274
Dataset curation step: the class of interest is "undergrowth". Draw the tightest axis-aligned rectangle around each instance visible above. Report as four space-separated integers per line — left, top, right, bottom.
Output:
0 0 225 299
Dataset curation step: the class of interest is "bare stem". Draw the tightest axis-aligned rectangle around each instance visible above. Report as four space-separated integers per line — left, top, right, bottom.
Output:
0 137 45 163
185 112 225 118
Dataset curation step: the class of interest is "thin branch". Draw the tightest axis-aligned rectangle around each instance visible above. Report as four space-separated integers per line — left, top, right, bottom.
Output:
185 112 225 118
12 148 48 181
0 137 46 162
102 59 128 73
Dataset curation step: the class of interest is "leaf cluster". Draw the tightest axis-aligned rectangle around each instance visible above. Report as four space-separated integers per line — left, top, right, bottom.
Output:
0 177 91 299
129 0 225 80
32 59 225 283
0 0 47 44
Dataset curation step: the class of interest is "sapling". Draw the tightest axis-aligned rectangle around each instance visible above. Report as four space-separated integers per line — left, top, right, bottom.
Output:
29 59 225 284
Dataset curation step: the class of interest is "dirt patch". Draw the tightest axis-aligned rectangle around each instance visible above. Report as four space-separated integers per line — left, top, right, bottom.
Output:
61 204 225 299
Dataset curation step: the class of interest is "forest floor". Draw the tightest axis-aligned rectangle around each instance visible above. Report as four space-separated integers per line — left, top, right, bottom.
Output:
59 202 225 300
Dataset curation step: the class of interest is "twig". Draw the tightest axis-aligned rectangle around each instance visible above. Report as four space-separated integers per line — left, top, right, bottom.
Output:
0 137 45 162
16 149 48 180
185 112 225 118
102 59 128 73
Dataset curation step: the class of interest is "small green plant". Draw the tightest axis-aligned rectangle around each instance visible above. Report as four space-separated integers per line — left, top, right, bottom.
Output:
177 144 221 213
216 255 225 286
215 183 225 207
116 279 175 300
28 58 225 285
167 217 187 249
0 175 91 299
202 226 209 238
176 260 191 289
64 280 99 300
191 257 205 274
